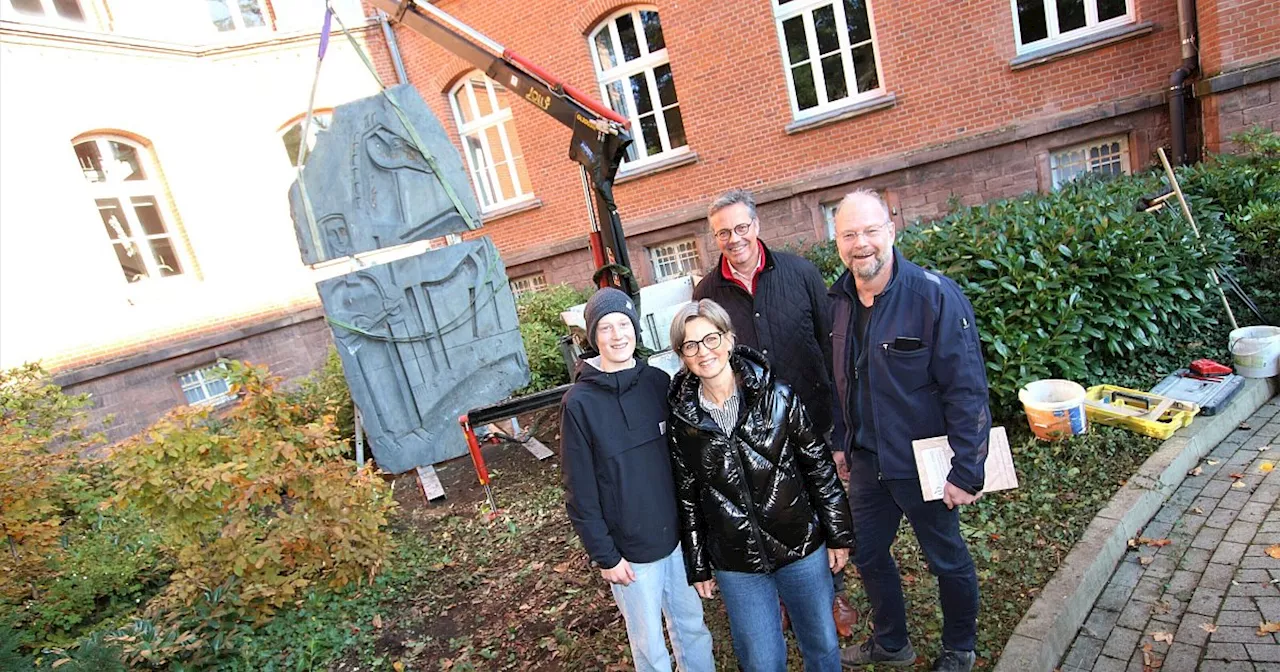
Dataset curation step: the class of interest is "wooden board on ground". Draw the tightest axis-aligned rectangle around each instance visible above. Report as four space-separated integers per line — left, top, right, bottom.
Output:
415 465 446 502
522 437 554 461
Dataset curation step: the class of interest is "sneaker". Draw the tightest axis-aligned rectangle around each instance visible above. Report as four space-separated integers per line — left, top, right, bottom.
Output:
930 649 976 672
840 639 916 668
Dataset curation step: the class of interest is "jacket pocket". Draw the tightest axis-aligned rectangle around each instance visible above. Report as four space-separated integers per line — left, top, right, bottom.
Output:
883 344 932 393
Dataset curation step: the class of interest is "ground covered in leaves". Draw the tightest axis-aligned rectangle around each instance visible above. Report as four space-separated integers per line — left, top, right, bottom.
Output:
309 409 1161 671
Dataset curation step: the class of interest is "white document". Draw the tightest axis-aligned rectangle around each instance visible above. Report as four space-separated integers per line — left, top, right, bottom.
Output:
913 427 1018 502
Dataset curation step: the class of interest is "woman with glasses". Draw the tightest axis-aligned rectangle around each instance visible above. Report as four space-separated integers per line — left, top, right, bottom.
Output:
666 299 854 672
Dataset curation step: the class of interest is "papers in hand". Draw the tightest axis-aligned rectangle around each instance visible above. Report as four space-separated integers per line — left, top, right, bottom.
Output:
913 427 1018 502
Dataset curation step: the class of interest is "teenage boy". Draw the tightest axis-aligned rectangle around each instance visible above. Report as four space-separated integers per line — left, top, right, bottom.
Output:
561 288 715 672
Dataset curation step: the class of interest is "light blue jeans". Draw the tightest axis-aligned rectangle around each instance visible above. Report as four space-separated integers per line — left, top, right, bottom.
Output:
715 545 839 672
610 544 715 672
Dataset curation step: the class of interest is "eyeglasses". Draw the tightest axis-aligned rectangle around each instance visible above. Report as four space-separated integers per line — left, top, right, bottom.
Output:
679 332 725 356
713 220 755 242
837 223 891 244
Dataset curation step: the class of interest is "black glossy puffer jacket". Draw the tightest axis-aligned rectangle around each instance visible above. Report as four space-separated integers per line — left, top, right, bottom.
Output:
668 345 854 583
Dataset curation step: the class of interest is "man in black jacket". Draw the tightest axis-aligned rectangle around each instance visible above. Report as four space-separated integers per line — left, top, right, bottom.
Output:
692 188 856 634
561 288 714 672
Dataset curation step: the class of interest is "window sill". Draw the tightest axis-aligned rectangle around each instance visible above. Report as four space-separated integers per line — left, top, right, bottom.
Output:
480 197 542 223
615 150 699 185
1010 21 1155 71
784 93 897 135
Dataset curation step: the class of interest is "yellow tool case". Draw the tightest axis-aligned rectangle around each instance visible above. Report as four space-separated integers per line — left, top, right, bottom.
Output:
1083 385 1201 440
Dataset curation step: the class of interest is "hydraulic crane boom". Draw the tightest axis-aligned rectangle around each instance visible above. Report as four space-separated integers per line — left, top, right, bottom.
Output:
372 0 644 344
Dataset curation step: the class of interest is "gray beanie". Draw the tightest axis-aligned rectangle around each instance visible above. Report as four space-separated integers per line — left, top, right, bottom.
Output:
584 287 640 350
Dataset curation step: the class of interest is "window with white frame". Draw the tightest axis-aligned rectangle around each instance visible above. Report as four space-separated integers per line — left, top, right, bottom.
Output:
509 273 547 298
205 0 268 32
1049 135 1130 189
179 364 233 406
2 0 85 23
649 238 700 282
449 75 535 212
589 8 687 166
280 111 333 166
73 136 187 285
1012 0 1132 53
774 0 883 119
821 201 840 239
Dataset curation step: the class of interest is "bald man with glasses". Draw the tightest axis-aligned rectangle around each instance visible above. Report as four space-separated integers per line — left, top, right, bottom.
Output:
692 188 855 636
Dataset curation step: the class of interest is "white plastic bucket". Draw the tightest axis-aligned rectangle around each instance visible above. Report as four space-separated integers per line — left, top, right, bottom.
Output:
1019 379 1088 441
1229 326 1280 378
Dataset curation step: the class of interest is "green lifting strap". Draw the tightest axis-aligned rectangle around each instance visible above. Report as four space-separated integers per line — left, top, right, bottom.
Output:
329 8 478 232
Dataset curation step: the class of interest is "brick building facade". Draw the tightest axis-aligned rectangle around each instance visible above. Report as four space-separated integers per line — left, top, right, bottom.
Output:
363 0 1279 290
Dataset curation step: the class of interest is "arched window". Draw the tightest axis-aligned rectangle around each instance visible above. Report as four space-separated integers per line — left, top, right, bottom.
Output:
205 0 267 32
1 0 85 24
72 136 187 284
279 110 333 166
448 74 534 212
588 7 686 166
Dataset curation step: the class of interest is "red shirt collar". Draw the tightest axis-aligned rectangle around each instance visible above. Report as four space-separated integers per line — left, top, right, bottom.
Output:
720 240 766 293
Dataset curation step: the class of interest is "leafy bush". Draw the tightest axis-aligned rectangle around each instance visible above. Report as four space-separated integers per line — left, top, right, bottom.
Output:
288 348 355 449
515 284 591 394
107 361 396 622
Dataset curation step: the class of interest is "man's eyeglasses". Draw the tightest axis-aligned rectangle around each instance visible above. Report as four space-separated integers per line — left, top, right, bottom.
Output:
679 332 725 356
713 220 755 242
838 224 890 244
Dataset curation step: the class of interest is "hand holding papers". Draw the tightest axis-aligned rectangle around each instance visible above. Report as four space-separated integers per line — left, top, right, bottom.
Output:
913 427 1018 502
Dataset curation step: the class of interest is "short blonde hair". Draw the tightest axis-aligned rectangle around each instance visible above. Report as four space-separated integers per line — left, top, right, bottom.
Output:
669 299 735 352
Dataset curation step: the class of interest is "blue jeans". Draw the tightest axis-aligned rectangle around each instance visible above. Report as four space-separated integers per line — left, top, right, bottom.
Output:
715 545 840 672
847 448 979 652
610 545 715 672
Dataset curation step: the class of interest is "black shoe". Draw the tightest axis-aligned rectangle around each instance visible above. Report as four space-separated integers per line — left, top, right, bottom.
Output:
930 649 975 672
840 638 916 668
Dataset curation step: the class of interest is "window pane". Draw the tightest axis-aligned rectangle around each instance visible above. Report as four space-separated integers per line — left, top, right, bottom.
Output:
149 237 183 277
502 120 533 194
844 0 872 45
110 141 146 181
605 80 632 119
131 196 168 236
630 73 653 115
782 16 809 65
593 29 617 69
641 10 665 52
238 0 265 27
184 386 208 404
852 44 879 92
471 79 495 118
207 0 235 31
814 4 840 55
1056 0 1086 32
10 0 43 15
639 113 662 157
281 123 304 164
654 63 679 108
1016 0 1049 44
1098 0 1126 21
452 89 474 125
113 242 148 282
664 107 686 149
206 377 229 397
97 199 131 240
75 141 105 183
53 0 84 20
821 54 848 102
466 136 495 205
792 63 818 110
616 13 641 62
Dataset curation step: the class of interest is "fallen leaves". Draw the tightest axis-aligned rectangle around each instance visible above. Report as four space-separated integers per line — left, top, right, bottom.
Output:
1201 623 1218 634
1259 622 1280 636
1240 422 1253 430
1139 556 1155 566
1131 537 1173 548
1142 643 1163 670
1261 461 1275 474
1233 481 1248 489
1150 631 1174 644
1261 445 1273 452
1266 544 1280 559
373 614 383 629
1230 473 1245 480
1188 466 1203 477
1191 507 1205 514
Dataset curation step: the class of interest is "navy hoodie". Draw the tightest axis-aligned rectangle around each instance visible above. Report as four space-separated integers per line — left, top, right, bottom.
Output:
561 357 679 569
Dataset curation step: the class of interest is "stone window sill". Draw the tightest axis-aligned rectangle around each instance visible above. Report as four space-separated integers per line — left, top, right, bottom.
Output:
615 150 699 185
1010 21 1155 71
784 93 897 135
481 197 542 223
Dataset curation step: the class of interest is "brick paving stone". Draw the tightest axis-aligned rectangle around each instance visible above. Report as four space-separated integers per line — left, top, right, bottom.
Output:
1062 634 1105 669
1258 597 1280 622
1199 527 1232 550
1222 491 1254 510
1112 559 1145 587
1208 562 1243 589
1231 582 1280 598
1191 587 1228 616
1154 505 1186 525
1098 580 1138 612
1184 548 1216 573
1206 642 1251 659
1254 487 1280 506
1131 575 1164 604
1204 480 1235 499
1215 626 1269 643
1146 553 1178 580
1217 541 1252 565
1221 610 1267 627
1201 661 1259 671
1163 641 1203 670
1241 569 1274 583
1227 597 1259 610
1117 599 1154 630
1177 614 1216 646
1242 502 1273 523
1091 654 1129 672
1169 569 1204 597
1230 520 1265 544
1245 556 1280 570
1249 643 1280 662
1213 508 1246 529
1143 520 1175 540
1177 514 1211 542
1102 625 1143 659
1084 607 1122 640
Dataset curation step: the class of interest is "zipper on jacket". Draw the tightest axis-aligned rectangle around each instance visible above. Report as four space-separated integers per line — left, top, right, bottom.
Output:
864 300 886 482
724 430 774 572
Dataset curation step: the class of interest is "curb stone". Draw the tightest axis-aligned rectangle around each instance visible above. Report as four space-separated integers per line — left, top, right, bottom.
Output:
993 377 1280 672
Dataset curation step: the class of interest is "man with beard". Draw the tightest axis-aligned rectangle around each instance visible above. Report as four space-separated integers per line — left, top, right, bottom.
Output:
692 188 856 636
828 190 990 672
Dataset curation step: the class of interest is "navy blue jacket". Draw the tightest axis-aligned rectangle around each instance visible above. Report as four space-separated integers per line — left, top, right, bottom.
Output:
561 357 679 569
829 249 992 493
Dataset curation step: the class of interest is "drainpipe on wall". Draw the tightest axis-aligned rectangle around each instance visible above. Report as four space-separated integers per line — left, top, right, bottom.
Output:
1169 0 1199 165
378 10 409 85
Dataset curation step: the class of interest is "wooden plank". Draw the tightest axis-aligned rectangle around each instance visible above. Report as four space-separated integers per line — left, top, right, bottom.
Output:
415 465 446 502
522 437 554 461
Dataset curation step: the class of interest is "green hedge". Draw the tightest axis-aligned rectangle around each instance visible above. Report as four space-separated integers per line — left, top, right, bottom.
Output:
515 284 591 395
800 128 1280 418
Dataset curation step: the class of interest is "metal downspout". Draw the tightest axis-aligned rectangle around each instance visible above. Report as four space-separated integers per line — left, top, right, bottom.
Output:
378 10 409 85
1169 0 1199 165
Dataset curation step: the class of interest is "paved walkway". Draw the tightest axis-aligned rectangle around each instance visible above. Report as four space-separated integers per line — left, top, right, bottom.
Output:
1061 395 1280 671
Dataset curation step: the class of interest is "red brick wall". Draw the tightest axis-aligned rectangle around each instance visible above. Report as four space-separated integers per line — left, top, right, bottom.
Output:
1201 79 1280 153
367 0 1185 264
1196 0 1280 76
